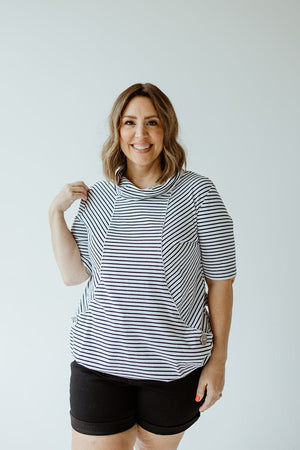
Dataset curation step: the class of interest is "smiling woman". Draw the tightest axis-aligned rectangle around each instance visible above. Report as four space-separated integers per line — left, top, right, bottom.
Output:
49 82 237 450
101 82 187 188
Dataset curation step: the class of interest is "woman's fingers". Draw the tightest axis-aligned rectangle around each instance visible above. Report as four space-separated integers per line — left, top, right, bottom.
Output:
195 360 225 413
72 181 90 190
66 183 89 200
49 181 90 214
199 386 219 412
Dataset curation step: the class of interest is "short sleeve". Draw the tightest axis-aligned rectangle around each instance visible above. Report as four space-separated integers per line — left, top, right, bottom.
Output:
197 182 237 280
70 199 92 274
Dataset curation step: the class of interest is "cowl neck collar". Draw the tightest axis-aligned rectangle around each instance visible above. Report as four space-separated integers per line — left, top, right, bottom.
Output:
116 170 182 200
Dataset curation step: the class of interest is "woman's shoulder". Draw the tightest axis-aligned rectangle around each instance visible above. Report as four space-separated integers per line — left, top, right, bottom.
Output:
80 179 117 215
181 169 214 191
88 178 117 193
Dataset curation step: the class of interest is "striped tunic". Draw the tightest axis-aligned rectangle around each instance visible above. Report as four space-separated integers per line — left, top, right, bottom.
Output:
69 169 237 382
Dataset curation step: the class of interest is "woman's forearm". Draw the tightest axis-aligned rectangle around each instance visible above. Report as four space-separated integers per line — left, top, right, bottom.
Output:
48 206 90 286
205 278 234 364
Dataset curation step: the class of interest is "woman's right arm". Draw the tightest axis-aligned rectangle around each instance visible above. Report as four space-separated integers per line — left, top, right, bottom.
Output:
48 181 91 286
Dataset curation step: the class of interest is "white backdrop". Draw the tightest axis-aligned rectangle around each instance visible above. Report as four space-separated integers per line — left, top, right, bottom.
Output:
1 1 299 449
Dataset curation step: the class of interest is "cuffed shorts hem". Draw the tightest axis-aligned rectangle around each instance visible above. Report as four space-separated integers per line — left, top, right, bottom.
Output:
137 412 200 435
70 412 137 436
70 412 201 437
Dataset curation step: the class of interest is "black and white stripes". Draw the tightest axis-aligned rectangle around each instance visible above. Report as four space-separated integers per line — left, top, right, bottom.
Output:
69 169 237 382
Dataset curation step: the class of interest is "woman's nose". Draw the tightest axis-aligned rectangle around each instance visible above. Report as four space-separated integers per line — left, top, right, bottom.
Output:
135 124 148 137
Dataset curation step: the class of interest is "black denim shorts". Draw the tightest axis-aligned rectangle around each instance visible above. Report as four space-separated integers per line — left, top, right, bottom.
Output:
69 360 207 436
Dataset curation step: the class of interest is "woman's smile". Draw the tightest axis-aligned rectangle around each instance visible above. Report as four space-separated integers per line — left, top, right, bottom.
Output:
131 144 153 153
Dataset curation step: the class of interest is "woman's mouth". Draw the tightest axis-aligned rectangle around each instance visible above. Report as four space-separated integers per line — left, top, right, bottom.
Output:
131 144 153 153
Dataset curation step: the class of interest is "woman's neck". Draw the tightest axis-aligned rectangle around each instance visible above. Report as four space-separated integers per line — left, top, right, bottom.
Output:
125 165 163 189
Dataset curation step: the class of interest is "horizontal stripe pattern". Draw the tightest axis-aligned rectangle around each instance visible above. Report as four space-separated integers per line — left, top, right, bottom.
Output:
69 169 237 382
197 183 237 279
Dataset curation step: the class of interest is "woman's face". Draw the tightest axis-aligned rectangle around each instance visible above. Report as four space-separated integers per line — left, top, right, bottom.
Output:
119 96 164 170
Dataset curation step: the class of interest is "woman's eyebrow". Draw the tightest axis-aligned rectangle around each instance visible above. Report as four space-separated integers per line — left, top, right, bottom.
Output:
122 115 159 119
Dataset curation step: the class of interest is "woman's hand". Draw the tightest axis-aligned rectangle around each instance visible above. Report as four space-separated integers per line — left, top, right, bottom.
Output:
195 357 225 412
49 181 90 215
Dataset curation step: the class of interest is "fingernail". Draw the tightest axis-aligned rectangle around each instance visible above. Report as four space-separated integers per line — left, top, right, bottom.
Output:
195 395 200 402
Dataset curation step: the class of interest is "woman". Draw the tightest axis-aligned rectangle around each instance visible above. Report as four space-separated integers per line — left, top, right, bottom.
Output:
49 83 237 450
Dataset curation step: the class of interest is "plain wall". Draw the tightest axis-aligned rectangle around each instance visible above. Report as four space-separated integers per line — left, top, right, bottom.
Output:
1 1 299 448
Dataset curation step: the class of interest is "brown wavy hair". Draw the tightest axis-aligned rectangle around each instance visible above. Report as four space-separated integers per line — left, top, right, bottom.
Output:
101 83 187 186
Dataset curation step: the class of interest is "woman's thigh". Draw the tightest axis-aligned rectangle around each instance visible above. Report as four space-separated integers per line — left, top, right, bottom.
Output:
71 425 137 450
135 426 185 450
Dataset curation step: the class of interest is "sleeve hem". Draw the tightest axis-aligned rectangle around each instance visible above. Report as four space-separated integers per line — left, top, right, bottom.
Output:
204 274 237 281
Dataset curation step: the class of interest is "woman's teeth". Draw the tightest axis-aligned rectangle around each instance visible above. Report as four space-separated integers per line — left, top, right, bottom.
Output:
133 144 152 150
131 144 153 153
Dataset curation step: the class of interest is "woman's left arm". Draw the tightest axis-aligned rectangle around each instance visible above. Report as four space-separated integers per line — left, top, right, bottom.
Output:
195 276 235 412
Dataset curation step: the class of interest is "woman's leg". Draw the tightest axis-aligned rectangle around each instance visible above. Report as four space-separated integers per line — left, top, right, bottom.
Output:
135 425 185 450
71 424 138 450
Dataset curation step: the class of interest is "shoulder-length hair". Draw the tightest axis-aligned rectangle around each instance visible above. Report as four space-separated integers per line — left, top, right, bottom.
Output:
101 83 187 186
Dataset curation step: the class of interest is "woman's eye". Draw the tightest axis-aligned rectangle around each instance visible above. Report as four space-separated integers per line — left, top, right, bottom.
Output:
124 120 158 126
